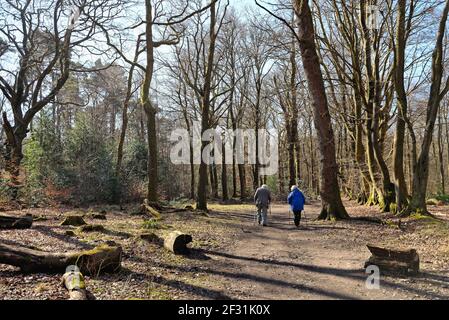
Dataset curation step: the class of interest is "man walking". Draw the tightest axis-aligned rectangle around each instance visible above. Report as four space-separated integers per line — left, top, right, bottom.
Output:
254 184 271 227
288 185 306 228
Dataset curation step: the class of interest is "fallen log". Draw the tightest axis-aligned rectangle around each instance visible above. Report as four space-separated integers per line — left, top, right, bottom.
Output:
0 214 33 229
62 268 87 300
364 245 419 274
164 231 192 254
0 242 122 275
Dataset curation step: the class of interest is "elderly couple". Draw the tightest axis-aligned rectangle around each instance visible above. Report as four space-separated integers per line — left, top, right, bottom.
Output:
254 184 306 228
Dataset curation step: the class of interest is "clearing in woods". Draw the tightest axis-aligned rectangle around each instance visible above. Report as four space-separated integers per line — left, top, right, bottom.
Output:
1 200 449 300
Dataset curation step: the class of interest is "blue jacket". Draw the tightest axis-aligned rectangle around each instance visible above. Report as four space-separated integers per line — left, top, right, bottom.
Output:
288 189 305 212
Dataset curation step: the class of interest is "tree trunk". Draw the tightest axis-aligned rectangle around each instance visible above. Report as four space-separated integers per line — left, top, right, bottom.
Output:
221 141 228 201
287 123 296 188
407 0 449 215
293 0 348 220
2 114 27 199
238 163 246 200
438 109 445 193
212 162 219 198
196 1 217 211
116 63 136 177
142 1 158 203
392 0 409 212
145 109 158 202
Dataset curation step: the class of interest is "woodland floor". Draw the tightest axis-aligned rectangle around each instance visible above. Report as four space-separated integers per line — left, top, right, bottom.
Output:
1 200 449 300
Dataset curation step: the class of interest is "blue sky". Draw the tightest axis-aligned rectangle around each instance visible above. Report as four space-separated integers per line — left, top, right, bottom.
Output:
231 0 257 11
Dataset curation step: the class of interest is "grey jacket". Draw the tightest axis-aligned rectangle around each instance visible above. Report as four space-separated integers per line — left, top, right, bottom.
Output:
254 187 271 208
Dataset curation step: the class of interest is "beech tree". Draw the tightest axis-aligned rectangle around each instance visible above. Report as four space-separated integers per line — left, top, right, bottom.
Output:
291 0 348 219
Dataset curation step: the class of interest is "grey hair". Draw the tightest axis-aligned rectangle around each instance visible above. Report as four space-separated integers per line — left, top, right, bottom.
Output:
291 185 298 192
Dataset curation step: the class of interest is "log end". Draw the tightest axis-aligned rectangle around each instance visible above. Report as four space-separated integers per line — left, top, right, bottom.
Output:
164 231 192 255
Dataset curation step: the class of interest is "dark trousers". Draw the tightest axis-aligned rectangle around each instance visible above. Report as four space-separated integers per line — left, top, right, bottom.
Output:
293 210 302 227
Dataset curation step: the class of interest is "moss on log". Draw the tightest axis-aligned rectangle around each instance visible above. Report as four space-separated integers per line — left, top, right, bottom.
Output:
62 269 87 300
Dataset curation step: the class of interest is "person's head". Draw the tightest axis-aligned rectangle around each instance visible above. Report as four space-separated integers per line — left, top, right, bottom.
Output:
261 184 269 190
291 185 298 192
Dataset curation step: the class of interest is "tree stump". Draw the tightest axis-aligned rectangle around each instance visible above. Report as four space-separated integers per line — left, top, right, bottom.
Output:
62 269 87 300
364 245 419 275
0 214 33 229
0 242 122 275
89 213 107 220
78 224 105 232
60 215 86 226
164 231 192 254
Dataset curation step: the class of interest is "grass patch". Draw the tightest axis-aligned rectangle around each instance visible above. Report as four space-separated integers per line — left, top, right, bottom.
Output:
410 213 439 222
147 283 172 300
142 219 162 230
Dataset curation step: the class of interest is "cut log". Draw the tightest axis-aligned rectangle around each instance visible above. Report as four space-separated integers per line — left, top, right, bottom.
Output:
0 214 33 229
164 231 192 254
60 215 86 226
364 245 419 274
62 269 87 300
0 242 122 275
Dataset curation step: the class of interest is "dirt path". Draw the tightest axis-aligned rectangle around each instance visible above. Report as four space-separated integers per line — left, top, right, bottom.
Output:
2 201 449 300
199 203 449 300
